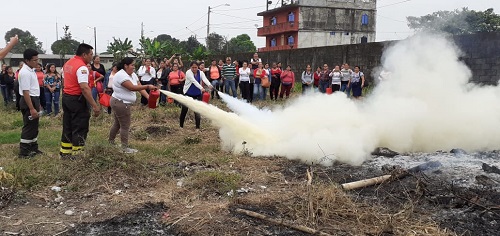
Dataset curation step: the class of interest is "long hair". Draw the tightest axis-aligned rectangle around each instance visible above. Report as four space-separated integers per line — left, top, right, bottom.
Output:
45 63 59 75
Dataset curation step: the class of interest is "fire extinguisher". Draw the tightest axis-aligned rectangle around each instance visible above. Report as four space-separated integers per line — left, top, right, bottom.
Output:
148 89 160 109
202 91 210 103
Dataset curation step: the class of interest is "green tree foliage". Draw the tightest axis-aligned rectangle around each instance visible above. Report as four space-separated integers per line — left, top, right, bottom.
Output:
139 37 173 63
226 34 257 54
190 45 208 61
183 36 203 54
50 25 80 56
206 32 225 55
4 28 45 54
407 8 500 34
106 37 134 61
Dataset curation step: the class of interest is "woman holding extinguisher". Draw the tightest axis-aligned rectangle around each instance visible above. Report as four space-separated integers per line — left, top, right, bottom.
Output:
180 61 213 130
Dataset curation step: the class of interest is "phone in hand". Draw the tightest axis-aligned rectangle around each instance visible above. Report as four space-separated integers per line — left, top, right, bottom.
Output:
175 53 180 57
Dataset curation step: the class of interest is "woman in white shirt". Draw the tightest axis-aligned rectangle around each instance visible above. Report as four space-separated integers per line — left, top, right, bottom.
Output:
238 61 251 102
329 65 342 92
109 57 157 153
180 61 213 130
301 64 314 94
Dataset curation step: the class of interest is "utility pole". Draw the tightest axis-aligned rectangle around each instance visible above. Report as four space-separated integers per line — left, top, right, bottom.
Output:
206 6 211 38
56 18 59 40
93 27 97 53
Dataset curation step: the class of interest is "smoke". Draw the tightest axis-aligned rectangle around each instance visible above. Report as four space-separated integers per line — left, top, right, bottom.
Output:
163 33 500 166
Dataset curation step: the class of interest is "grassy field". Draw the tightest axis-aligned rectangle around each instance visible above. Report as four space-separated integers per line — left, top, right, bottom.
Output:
0 87 451 235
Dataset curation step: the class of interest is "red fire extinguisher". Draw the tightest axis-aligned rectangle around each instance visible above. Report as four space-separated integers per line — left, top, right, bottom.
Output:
326 87 333 94
148 89 160 109
202 92 210 103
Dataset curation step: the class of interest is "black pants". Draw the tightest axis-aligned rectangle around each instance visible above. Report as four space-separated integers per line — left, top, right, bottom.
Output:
270 81 280 100
14 80 21 111
239 81 250 102
19 96 40 157
140 80 153 105
170 84 183 107
60 94 90 156
39 86 46 111
180 94 201 129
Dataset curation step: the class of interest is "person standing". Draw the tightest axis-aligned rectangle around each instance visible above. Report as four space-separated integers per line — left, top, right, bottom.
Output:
329 65 342 92
208 59 221 99
348 66 365 99
318 64 331 93
269 63 282 100
43 64 62 116
59 43 100 158
301 64 313 94
18 49 43 158
14 62 24 111
180 61 213 130
340 63 353 97
109 58 156 153
313 66 321 92
252 62 267 101
1 65 15 106
157 60 170 105
137 58 156 105
280 65 295 99
238 61 251 102
35 63 46 113
87 63 104 102
91 55 106 77
222 57 237 98
249 53 261 103
168 63 186 107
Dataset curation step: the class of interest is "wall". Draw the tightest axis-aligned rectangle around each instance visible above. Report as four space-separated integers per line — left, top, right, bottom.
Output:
219 32 500 85
297 0 377 9
298 31 375 47
299 7 376 33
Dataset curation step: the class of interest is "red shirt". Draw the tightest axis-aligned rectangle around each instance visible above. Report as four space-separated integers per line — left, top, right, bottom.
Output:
313 72 321 86
36 71 44 87
88 71 103 88
63 56 87 95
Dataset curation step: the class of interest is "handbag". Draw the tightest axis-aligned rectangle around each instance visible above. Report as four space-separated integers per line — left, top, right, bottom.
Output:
99 93 111 107
261 76 271 88
96 81 104 93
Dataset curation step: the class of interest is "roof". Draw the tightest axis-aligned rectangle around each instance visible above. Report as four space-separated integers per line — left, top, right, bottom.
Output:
257 4 299 16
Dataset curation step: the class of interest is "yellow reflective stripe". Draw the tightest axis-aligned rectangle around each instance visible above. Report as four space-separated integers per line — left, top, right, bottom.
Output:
72 146 84 151
61 142 73 148
59 148 73 154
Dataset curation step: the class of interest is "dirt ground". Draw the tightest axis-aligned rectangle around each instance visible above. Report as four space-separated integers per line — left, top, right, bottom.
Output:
1 107 499 235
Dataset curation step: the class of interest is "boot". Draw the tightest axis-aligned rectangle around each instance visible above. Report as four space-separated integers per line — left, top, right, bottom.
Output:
19 143 34 158
31 142 43 155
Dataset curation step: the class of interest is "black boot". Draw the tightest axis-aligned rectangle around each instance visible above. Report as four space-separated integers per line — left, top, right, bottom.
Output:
19 143 34 158
31 142 43 155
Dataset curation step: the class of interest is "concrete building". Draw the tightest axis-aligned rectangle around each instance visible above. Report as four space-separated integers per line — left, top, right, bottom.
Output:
257 0 377 52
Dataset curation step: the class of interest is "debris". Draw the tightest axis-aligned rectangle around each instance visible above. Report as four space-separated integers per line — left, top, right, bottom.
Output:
64 210 74 216
54 194 64 203
259 185 267 189
11 219 23 226
4 232 20 235
475 175 498 187
236 187 254 194
51 186 62 192
227 190 234 197
235 208 333 236
123 183 130 188
450 148 467 155
342 161 442 190
0 167 14 180
371 147 399 157
114 190 123 195
482 163 500 175
176 178 184 187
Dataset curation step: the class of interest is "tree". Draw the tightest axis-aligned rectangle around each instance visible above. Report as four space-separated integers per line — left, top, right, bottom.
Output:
139 37 172 63
407 8 500 34
206 32 226 55
106 38 134 61
51 25 80 56
226 34 257 54
183 36 203 54
190 45 208 61
4 28 45 54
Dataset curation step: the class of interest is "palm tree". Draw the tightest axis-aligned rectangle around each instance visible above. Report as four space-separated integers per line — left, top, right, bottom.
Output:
106 37 134 61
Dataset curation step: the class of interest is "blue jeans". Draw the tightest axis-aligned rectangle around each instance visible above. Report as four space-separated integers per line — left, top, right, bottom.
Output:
319 80 330 93
1 84 13 105
253 83 262 101
44 88 60 115
91 87 99 101
224 79 237 98
261 87 267 100
160 83 168 103
344 85 351 98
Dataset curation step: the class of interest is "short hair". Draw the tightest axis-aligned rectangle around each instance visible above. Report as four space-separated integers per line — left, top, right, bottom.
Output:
23 49 39 61
76 43 93 56
117 57 134 70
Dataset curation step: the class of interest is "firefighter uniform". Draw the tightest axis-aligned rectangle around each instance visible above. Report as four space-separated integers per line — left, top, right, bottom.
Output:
18 64 41 158
60 56 90 156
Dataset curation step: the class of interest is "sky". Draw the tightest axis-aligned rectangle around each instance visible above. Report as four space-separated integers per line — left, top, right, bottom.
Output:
1 0 499 54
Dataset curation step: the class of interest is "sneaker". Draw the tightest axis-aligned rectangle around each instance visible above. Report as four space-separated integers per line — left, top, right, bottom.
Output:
122 147 138 154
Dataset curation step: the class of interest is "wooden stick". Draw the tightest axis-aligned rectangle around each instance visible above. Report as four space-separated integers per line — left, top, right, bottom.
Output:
341 175 392 190
236 208 332 236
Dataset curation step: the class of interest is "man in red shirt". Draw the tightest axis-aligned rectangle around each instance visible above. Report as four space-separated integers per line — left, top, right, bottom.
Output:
59 43 100 158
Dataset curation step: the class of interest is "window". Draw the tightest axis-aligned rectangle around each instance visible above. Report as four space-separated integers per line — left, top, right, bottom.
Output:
362 14 369 25
330 31 336 36
288 12 295 22
270 17 277 26
361 36 368 44
271 38 277 47
287 36 295 45
345 32 350 36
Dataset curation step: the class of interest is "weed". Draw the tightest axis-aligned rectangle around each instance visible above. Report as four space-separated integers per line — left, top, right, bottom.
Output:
190 171 241 196
183 136 201 145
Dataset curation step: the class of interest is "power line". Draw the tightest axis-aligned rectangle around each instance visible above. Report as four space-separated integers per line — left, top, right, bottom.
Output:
377 14 407 23
211 12 260 22
378 0 411 9
213 5 265 11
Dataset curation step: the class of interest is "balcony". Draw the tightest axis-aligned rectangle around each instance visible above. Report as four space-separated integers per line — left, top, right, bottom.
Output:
257 22 298 36
258 45 296 52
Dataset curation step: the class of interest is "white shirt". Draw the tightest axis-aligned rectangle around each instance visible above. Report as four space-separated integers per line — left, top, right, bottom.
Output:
183 69 212 94
112 69 139 104
18 66 39 96
239 68 251 82
137 66 156 82
330 71 342 85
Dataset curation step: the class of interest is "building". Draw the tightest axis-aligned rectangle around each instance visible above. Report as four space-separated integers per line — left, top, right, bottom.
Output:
257 0 377 52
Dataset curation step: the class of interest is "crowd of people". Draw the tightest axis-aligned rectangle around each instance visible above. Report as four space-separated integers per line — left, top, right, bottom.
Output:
1 39 368 158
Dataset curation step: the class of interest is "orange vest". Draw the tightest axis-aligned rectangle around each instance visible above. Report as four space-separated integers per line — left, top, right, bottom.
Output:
63 56 87 95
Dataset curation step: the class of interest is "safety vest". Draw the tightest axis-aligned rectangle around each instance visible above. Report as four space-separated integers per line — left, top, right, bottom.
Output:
63 56 87 95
